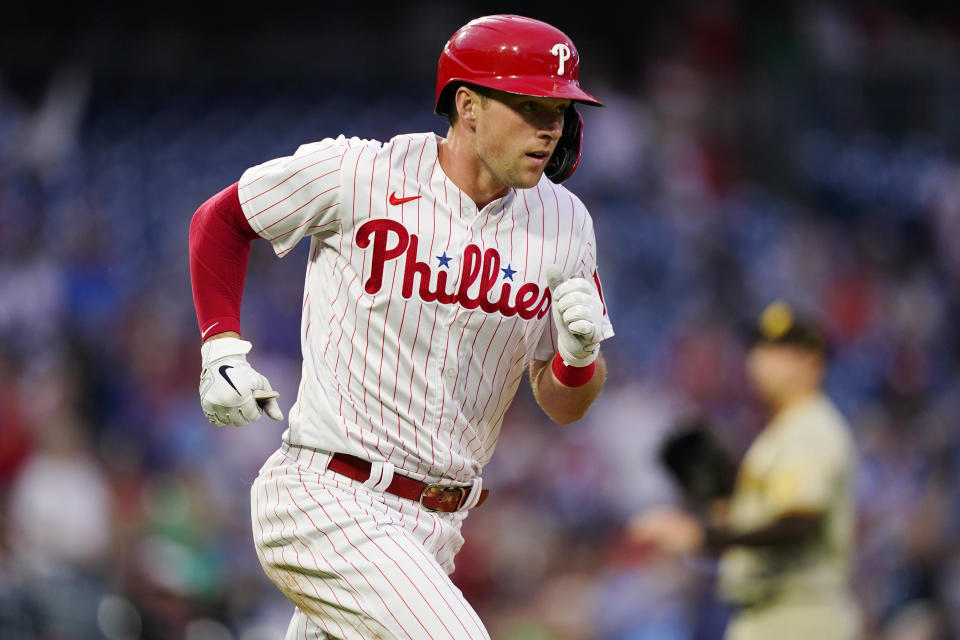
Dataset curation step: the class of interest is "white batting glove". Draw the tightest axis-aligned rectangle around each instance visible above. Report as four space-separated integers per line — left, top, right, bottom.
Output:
545 265 603 367
199 337 283 427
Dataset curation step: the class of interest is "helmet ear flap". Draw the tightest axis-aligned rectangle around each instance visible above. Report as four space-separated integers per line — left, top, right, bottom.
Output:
545 105 583 184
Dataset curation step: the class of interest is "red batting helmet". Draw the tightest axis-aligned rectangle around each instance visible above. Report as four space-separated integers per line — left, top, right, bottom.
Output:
435 14 603 183
435 14 603 113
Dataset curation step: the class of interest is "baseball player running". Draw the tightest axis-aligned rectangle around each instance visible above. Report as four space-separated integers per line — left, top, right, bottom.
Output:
630 302 860 640
189 15 613 640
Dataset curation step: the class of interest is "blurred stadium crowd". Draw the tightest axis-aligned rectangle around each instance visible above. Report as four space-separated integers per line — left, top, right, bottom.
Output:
2 3 960 639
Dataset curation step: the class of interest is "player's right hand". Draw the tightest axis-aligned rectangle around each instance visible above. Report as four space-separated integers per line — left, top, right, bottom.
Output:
199 337 283 427
627 506 705 555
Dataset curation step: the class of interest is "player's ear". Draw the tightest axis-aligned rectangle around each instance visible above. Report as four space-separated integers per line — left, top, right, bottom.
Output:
454 86 481 129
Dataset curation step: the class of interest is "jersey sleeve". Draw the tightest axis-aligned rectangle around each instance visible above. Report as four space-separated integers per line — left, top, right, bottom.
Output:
237 135 358 257
533 213 615 361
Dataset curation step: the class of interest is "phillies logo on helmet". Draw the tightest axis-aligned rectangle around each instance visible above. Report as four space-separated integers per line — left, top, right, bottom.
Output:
550 43 571 76
356 219 552 320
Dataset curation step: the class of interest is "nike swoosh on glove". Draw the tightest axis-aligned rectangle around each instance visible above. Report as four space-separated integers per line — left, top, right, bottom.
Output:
545 265 603 367
199 337 283 426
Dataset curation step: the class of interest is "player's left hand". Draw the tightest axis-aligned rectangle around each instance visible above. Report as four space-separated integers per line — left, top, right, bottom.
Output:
545 265 603 367
199 337 284 427
628 506 705 555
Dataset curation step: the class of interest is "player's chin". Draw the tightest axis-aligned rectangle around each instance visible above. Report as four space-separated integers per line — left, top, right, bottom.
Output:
513 176 541 190
510 166 546 189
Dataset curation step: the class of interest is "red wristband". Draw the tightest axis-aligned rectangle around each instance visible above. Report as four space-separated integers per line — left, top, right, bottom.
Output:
551 353 596 387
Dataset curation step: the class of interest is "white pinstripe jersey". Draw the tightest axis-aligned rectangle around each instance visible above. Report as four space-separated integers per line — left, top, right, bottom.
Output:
238 132 614 484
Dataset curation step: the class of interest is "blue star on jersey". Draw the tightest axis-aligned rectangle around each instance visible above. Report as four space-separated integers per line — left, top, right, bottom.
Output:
436 252 452 268
501 264 516 281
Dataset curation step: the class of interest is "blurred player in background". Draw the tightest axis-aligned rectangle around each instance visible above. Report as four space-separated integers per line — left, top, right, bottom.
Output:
631 302 860 640
188 14 612 640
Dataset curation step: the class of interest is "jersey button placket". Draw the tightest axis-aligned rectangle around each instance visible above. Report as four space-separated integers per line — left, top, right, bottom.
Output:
425 206 462 435
442 367 457 382
437 207 474 411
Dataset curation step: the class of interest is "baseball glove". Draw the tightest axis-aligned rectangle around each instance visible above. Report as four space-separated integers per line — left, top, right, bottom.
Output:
659 416 736 511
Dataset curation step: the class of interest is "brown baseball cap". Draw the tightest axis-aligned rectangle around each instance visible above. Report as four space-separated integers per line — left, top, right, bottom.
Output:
750 301 826 354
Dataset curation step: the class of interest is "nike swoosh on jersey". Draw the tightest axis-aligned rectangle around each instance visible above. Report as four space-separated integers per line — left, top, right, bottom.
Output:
218 365 242 395
389 192 421 206
201 322 220 338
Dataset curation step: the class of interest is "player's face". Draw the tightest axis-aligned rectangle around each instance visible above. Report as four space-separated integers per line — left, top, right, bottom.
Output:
474 91 570 189
746 344 821 405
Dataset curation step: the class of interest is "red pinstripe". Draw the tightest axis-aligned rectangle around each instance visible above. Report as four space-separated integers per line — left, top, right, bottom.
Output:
267 201 337 240
465 317 506 421
275 485 363 639
395 150 441 472
278 139 340 170
338 300 363 421
285 470 406 637
444 216 494 471
341 473 486 639
260 467 363 639
358 142 389 432
331 272 359 364
550 187 560 268
340 492 479 640
434 320 457 476
563 192 577 271
433 171 459 456
239 140 338 192
385 536 487 640
297 474 431 639
474 332 523 439
418 156 446 474
320 260 350 369
349 150 380 441
249 173 339 221
534 184 546 281
257 138 340 179
239 171 268 191
373 140 399 434
403 289 427 390
349 489 484 640
290 477 413 639
242 155 339 205
346 146 364 267
418 310 440 466
477 350 530 454
336 148 351 258
420 512 439 549
522 190 532 285
439 211 482 464
332 273 361 433
259 476 317 629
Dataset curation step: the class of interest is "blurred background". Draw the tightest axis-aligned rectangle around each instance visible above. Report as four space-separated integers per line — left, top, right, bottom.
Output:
2 1 959 638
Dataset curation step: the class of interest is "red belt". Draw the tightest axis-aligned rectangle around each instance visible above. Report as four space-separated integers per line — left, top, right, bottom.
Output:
327 452 489 512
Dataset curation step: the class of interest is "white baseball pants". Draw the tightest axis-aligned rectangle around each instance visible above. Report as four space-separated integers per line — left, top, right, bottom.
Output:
251 444 490 640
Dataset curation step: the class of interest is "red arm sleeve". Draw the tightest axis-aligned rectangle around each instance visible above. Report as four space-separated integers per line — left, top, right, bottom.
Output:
189 182 260 340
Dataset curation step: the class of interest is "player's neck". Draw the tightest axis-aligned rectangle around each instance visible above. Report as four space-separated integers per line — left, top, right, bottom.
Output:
438 132 509 209
769 386 820 417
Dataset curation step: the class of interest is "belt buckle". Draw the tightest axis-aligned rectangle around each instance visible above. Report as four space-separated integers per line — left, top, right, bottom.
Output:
419 484 467 512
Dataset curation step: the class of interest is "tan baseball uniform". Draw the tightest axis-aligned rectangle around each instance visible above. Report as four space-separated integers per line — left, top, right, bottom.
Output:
718 393 860 640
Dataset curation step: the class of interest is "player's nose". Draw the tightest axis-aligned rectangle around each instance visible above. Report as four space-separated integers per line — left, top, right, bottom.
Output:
537 112 564 139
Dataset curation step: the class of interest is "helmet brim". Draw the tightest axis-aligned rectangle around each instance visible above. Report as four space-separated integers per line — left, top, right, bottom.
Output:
438 75 604 112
